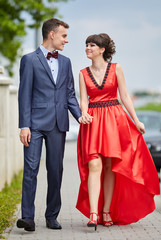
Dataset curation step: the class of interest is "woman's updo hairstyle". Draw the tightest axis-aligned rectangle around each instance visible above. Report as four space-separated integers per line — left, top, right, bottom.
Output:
86 33 116 62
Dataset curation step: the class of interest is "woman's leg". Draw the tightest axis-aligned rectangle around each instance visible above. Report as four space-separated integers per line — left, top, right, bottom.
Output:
103 157 115 222
88 156 102 220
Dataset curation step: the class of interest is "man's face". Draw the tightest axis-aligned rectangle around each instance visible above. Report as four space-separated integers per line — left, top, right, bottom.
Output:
51 25 68 51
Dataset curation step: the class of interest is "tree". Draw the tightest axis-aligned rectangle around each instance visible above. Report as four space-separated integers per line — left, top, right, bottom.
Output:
0 0 68 76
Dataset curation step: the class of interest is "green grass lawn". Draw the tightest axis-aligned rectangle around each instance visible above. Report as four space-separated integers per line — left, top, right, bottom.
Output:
135 102 161 112
0 171 22 239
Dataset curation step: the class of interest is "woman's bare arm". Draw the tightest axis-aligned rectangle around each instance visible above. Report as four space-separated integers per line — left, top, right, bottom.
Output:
116 64 145 134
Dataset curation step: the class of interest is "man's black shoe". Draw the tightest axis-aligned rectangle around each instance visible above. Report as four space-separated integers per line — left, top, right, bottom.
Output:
17 218 35 231
46 219 62 229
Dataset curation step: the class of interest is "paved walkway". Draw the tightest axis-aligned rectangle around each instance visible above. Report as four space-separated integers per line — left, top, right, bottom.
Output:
5 142 161 240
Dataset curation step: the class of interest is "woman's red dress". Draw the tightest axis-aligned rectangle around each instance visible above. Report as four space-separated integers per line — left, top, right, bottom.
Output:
76 63 160 225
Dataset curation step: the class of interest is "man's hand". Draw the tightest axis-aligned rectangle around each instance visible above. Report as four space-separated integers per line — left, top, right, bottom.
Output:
20 128 31 147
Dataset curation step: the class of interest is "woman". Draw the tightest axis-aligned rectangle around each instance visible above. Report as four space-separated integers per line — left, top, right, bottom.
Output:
76 33 160 231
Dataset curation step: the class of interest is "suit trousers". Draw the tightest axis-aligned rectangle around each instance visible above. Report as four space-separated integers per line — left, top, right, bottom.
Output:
21 124 66 220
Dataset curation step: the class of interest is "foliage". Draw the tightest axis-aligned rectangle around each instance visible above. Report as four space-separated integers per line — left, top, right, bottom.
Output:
0 171 23 239
0 0 68 76
135 102 161 112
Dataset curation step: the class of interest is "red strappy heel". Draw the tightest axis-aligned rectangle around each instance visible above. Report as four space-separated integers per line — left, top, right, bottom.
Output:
87 212 97 231
103 212 113 227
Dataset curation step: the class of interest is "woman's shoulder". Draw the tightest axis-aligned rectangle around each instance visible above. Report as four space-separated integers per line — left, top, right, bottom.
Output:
80 67 89 76
114 63 124 72
111 62 123 72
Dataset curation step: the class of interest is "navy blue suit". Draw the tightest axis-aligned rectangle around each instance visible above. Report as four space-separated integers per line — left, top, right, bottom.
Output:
18 47 81 220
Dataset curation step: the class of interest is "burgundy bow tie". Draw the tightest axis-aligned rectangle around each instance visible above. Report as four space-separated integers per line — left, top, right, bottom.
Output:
46 51 58 60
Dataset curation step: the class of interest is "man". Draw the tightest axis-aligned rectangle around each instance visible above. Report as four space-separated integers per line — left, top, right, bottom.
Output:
17 18 82 231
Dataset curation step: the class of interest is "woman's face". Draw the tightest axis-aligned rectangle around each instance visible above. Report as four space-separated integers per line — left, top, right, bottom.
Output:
85 42 104 59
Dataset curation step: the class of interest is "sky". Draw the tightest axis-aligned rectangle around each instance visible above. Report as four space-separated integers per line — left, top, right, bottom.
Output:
21 0 161 94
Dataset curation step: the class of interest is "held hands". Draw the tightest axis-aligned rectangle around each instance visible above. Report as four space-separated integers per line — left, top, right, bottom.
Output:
79 112 93 124
135 121 145 134
20 128 31 147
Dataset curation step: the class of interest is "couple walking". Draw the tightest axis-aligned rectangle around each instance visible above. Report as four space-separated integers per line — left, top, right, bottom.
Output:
17 18 160 232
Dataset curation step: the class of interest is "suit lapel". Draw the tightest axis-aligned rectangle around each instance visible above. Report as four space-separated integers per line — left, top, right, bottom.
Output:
56 54 63 87
36 47 55 85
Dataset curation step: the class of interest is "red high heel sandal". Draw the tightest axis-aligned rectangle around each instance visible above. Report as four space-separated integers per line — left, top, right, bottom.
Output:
87 212 97 231
103 212 113 227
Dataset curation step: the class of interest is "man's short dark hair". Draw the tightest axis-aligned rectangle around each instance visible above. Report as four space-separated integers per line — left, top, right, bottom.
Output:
42 18 69 40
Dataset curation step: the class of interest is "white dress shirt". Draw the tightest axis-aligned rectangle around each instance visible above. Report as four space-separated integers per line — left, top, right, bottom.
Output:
39 44 59 84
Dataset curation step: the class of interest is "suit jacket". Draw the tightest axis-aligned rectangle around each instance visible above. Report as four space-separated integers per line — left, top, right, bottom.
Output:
18 47 81 132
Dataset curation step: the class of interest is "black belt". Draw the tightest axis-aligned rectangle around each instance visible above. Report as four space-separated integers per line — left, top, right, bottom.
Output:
88 99 120 108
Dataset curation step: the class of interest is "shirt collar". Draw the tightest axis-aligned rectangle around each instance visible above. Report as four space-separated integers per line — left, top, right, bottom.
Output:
40 45 57 58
